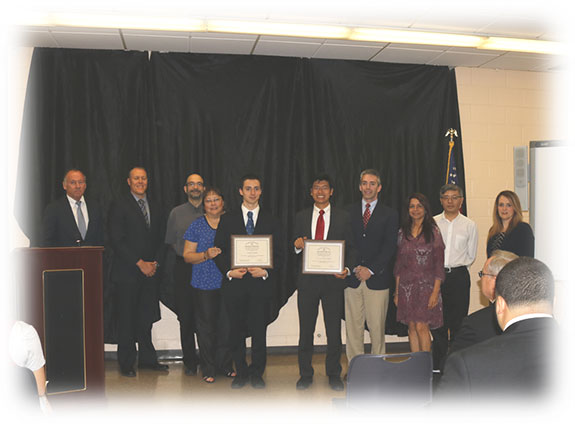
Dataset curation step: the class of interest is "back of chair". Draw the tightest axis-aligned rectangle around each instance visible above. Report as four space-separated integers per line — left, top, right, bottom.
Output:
346 351 433 408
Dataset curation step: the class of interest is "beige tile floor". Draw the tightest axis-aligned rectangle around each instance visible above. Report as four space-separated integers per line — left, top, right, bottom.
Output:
105 352 346 406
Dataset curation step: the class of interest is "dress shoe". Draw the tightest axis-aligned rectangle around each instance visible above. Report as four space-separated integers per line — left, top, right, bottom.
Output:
250 375 266 389
296 376 313 390
121 368 136 377
138 363 169 372
328 375 344 391
231 375 248 389
184 365 198 376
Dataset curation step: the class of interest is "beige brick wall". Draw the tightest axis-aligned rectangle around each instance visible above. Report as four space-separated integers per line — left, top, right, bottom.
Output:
455 67 561 314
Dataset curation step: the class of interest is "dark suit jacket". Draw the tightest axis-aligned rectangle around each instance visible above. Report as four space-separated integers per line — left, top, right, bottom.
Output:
108 193 166 283
346 200 398 290
293 205 355 290
214 208 283 299
438 317 556 399
41 195 104 247
449 302 502 354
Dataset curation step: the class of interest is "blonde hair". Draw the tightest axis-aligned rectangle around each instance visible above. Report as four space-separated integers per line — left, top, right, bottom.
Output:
487 190 524 241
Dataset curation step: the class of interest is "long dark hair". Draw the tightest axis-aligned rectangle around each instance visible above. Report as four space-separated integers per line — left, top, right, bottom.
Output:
400 193 438 243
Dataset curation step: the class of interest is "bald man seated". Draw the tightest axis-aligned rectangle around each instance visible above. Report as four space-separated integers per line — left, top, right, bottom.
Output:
437 257 556 401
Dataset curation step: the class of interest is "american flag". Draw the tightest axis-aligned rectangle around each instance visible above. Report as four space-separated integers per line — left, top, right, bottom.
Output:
445 129 458 185
446 143 458 185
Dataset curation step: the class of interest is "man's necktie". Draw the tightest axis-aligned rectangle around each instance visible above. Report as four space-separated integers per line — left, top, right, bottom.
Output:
76 201 87 239
246 211 255 235
315 209 325 240
138 199 150 228
363 203 371 229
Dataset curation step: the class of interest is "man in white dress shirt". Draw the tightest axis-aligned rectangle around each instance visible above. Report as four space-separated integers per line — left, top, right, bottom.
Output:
432 184 478 372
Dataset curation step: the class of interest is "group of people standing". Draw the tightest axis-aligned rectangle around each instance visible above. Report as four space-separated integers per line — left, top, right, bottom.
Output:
39 166 535 393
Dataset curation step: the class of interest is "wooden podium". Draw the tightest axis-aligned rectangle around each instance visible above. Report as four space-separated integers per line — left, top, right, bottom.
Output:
15 247 105 400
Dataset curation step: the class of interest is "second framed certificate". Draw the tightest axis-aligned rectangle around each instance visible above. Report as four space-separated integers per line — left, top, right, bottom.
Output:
231 235 273 269
302 240 345 274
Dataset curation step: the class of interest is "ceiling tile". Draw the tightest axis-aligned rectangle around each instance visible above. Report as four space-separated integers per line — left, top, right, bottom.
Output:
478 17 551 38
17 30 59 48
480 54 558 72
371 46 443 64
252 39 321 58
259 35 325 44
428 51 500 67
198 32 259 41
50 30 124 50
191 37 255 55
123 33 189 52
313 44 381 60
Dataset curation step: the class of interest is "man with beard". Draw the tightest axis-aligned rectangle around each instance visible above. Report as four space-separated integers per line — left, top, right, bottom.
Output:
165 173 205 375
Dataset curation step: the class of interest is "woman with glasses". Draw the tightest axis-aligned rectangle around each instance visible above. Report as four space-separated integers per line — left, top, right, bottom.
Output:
394 193 445 352
183 187 235 383
486 190 534 258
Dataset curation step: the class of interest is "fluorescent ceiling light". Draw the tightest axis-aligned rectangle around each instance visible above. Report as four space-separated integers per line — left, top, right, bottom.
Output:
478 37 564 55
207 20 350 39
20 13 205 32
350 28 484 48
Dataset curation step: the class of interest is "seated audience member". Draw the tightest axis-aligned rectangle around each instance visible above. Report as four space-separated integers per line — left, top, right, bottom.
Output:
448 250 518 354
437 257 556 400
9 321 51 413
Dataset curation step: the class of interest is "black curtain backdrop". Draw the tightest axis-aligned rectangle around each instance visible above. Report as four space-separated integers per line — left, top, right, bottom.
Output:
16 48 465 342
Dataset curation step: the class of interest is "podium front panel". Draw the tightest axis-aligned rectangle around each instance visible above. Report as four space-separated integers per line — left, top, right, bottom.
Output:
43 269 86 394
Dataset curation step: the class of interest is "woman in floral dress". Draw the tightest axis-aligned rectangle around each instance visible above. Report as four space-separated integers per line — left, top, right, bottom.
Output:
394 193 445 352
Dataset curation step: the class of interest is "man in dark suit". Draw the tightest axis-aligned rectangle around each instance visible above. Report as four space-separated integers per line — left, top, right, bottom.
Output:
437 257 556 400
448 250 518 354
345 169 398 363
41 169 104 247
293 174 354 392
108 167 167 377
213 174 283 389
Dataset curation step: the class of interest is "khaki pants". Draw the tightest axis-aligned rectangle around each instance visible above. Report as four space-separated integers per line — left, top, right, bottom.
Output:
344 282 389 363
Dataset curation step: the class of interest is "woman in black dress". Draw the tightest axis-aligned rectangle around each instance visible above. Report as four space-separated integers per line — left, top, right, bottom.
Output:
486 190 534 258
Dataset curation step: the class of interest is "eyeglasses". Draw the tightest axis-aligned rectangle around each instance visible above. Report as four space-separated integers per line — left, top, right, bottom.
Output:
441 195 462 201
478 271 496 278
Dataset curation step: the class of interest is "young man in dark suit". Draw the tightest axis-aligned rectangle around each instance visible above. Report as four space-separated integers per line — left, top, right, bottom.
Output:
345 169 398 363
41 169 104 247
213 174 283 389
437 257 556 400
293 174 354 392
448 250 517 354
108 167 167 377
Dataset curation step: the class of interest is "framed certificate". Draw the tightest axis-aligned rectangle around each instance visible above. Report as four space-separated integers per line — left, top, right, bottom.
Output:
231 235 273 269
302 240 345 274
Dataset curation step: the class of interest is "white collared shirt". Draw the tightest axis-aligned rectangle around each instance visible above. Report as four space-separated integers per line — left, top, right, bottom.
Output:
67 195 89 228
362 198 378 216
434 212 478 268
241 204 260 229
504 314 554 331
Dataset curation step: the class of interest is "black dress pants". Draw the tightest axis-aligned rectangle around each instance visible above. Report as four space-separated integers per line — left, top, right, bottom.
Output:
192 287 233 377
116 277 158 371
174 256 199 370
223 289 270 378
431 266 470 371
297 280 344 378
